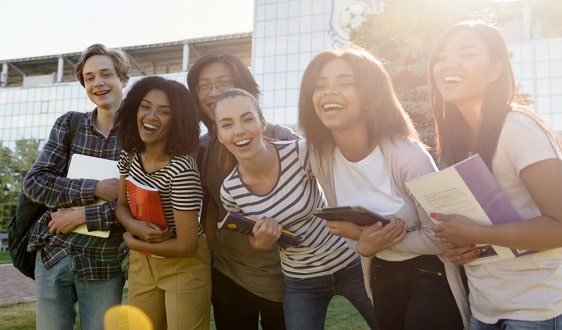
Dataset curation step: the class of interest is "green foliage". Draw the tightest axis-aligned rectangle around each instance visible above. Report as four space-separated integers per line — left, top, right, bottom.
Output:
0 139 40 231
350 0 499 150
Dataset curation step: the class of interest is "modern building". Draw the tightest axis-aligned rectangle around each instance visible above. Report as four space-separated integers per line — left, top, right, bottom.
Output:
1 0 561 148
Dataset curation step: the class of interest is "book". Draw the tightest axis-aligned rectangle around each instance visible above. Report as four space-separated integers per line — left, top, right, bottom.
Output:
218 211 302 246
405 154 533 265
125 176 167 230
314 206 390 226
125 176 167 258
67 153 119 238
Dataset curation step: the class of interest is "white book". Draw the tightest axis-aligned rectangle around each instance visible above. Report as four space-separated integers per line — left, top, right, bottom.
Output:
406 154 533 265
66 153 119 238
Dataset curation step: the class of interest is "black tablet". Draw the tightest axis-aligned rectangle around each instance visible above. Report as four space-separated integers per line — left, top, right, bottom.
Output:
314 206 390 226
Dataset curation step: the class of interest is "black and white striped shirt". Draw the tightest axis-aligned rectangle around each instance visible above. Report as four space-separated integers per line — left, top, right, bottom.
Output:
221 140 356 279
118 150 204 237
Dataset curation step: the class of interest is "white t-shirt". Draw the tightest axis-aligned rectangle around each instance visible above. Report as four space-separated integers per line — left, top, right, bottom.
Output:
333 146 420 261
467 111 562 323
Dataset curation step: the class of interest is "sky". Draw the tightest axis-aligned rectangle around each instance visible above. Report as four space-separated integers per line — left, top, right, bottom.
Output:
0 0 254 60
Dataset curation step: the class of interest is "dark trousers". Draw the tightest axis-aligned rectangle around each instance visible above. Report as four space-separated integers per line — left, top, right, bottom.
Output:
212 268 286 330
371 255 463 330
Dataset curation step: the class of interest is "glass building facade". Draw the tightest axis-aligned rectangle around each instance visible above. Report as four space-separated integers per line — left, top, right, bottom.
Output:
0 72 186 149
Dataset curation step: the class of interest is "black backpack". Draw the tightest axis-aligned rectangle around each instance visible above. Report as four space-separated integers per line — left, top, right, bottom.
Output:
8 111 85 279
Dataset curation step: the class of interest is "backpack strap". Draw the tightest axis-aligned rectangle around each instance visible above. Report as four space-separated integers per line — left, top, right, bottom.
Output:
63 111 86 173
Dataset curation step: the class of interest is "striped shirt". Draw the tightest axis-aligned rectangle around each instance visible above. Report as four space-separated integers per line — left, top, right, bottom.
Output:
118 150 204 237
221 140 356 279
25 110 124 280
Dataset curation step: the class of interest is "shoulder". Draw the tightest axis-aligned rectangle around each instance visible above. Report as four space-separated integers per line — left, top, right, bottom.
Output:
265 123 301 141
171 154 198 173
382 137 437 177
383 137 434 163
199 132 211 148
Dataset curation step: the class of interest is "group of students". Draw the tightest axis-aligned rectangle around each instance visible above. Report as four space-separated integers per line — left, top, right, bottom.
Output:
23 20 562 330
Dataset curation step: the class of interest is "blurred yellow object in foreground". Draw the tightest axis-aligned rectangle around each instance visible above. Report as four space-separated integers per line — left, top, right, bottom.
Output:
104 305 153 330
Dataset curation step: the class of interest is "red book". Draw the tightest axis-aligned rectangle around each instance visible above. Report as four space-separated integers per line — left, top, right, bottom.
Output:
125 176 167 230
125 176 167 257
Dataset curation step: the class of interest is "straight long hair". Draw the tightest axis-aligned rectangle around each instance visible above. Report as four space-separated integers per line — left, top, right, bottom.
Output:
429 21 515 167
299 48 417 157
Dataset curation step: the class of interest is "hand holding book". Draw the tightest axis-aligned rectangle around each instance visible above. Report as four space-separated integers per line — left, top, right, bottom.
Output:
219 211 302 246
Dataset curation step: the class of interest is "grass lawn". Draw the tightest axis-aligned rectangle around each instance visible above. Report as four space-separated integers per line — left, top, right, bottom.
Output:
0 295 369 330
0 251 12 265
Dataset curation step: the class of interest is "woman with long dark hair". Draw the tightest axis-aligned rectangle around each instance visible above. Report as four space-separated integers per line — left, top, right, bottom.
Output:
429 21 562 329
299 48 469 329
215 88 377 330
187 54 297 330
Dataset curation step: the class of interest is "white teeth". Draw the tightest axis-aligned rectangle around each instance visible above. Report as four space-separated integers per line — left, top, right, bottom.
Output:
235 139 251 146
443 76 463 83
144 123 158 130
322 103 344 110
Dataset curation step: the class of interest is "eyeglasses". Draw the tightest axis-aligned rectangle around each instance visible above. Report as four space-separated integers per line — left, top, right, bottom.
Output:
196 79 235 94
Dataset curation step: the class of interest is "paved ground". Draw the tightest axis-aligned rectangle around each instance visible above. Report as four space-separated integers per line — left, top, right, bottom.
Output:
0 264 35 305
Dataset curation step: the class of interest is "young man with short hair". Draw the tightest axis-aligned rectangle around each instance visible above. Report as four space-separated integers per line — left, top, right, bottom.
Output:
23 43 129 330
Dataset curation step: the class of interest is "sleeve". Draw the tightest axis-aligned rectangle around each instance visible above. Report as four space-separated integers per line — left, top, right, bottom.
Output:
117 149 132 177
501 113 561 175
297 140 313 178
389 141 442 255
84 200 118 231
85 140 129 231
220 181 242 214
22 112 97 209
171 158 203 212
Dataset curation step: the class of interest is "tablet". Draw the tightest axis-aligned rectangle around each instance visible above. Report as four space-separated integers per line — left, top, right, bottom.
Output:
314 206 390 226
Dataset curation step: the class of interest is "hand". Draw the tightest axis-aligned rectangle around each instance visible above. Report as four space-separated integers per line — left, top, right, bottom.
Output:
432 212 482 247
130 221 169 243
48 208 84 234
123 231 138 248
356 217 406 257
324 220 363 240
441 242 480 265
250 217 282 250
94 178 119 201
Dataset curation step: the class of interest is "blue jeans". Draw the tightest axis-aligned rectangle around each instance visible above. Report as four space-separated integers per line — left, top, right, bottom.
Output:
35 253 125 330
282 258 378 330
471 315 562 330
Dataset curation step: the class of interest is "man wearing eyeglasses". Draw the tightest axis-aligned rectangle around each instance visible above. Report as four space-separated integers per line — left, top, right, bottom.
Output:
187 54 299 330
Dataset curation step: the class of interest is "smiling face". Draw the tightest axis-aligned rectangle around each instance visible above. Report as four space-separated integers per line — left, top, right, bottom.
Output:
312 58 363 132
432 29 501 109
82 55 125 111
137 89 173 148
196 61 236 120
214 95 266 162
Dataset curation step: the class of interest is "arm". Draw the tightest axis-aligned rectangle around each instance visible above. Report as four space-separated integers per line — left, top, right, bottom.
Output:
249 217 282 250
115 175 168 242
23 113 99 209
124 210 199 257
434 158 562 250
435 115 562 255
380 140 443 255
203 197 218 253
124 165 203 257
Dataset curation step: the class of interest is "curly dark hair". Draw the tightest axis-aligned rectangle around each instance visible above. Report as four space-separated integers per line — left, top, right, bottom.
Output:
187 54 260 131
115 76 200 156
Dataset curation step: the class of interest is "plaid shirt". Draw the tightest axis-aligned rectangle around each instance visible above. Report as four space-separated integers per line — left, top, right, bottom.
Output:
25 110 124 280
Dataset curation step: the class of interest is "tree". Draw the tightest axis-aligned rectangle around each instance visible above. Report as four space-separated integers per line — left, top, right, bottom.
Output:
0 139 40 231
350 0 500 151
